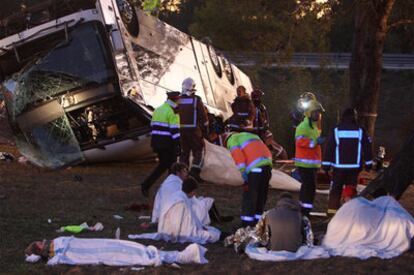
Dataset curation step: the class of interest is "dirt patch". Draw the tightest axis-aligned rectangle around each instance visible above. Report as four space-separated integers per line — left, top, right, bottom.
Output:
0 143 413 274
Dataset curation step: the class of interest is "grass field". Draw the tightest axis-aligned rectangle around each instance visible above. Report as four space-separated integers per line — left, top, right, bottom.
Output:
1 143 414 274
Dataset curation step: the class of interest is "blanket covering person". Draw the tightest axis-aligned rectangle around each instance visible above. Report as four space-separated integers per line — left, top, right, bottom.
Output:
25 236 208 266
323 196 414 259
130 189 220 244
151 173 215 225
229 195 414 262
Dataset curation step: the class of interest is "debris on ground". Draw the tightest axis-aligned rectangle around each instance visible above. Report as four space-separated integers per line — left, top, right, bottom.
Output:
113 214 124 220
0 152 14 162
56 222 104 233
170 263 181 269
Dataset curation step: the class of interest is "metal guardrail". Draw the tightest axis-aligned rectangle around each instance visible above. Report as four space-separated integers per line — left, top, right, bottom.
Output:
226 52 414 70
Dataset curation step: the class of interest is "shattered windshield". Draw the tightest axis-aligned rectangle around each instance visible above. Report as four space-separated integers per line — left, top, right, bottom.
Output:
4 21 115 120
1 21 115 168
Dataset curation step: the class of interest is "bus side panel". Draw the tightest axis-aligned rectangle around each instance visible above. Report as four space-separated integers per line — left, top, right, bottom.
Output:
125 10 208 109
232 64 254 93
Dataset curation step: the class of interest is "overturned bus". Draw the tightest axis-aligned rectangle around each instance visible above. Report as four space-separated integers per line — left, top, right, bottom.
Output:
0 0 253 168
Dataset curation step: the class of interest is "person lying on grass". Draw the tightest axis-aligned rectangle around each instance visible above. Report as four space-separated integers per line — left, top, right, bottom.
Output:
24 236 208 266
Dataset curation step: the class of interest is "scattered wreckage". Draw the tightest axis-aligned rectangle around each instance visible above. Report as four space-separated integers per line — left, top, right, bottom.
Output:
0 0 253 168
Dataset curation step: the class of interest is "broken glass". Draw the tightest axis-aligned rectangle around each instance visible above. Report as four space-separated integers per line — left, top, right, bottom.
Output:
1 22 117 168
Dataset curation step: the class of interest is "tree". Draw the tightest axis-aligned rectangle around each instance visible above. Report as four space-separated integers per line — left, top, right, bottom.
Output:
189 0 332 54
349 0 414 138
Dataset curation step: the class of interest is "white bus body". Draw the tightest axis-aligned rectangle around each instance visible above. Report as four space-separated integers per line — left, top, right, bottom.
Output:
0 0 253 168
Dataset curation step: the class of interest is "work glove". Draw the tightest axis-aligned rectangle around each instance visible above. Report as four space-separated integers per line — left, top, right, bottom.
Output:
316 136 326 145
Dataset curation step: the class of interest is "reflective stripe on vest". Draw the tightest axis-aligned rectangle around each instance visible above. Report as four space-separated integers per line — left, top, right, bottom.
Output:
179 97 198 128
151 130 181 139
301 202 313 209
241 215 255 222
294 158 321 165
334 128 362 168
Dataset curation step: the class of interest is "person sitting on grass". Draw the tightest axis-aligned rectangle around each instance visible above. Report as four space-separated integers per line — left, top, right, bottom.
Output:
130 177 224 244
225 192 313 254
152 162 233 225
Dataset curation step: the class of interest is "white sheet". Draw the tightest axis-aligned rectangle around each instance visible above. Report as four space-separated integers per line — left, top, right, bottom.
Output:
46 236 208 266
245 244 330 262
151 174 214 225
201 140 328 193
243 196 414 262
323 196 414 259
130 191 220 244
151 174 183 223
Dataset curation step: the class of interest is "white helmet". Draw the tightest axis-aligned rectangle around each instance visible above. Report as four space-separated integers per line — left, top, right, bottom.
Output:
182 77 196 94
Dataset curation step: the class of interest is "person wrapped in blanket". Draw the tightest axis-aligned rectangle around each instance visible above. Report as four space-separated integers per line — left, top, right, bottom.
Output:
225 192 313 253
24 237 208 266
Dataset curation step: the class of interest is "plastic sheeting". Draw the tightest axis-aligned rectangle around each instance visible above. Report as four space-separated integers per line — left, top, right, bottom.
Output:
201 140 303 192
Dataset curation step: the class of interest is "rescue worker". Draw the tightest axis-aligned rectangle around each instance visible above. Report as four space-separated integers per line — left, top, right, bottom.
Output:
141 91 181 197
322 108 373 215
251 89 270 138
294 99 325 216
178 77 209 182
223 131 272 227
251 89 288 160
227 86 255 131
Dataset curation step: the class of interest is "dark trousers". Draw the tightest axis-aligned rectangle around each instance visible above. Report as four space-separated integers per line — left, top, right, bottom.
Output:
298 167 317 215
142 149 177 190
328 168 359 211
241 166 272 226
179 128 205 169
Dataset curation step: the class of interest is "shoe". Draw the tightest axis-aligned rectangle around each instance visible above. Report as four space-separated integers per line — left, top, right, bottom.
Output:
141 184 149 198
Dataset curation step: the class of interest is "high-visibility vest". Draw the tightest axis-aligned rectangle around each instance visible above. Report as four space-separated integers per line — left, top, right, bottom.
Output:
322 124 373 169
227 132 272 174
150 100 180 151
294 117 322 168
178 94 208 130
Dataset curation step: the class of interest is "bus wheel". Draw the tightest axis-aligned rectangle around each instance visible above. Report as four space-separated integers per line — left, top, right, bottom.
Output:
116 0 139 37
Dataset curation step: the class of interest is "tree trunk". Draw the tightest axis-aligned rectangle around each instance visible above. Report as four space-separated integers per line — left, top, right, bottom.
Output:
360 130 414 200
349 0 395 139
